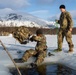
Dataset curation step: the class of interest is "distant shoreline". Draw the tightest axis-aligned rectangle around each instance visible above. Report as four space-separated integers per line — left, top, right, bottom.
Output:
0 27 76 35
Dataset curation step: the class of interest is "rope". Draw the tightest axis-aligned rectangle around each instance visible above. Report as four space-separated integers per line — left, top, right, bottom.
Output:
54 22 59 34
0 40 22 75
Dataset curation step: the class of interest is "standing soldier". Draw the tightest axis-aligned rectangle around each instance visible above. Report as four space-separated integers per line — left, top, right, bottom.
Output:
54 5 74 52
14 29 47 67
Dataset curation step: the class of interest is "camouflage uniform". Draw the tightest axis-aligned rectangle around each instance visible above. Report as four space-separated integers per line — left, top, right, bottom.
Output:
22 34 47 66
57 11 74 51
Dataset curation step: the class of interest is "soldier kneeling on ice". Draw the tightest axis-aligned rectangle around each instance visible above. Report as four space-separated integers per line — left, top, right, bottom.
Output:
14 29 47 67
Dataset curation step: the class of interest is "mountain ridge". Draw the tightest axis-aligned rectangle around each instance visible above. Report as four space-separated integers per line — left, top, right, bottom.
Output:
0 12 55 28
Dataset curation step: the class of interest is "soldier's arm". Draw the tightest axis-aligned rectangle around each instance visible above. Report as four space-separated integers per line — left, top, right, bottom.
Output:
30 36 42 42
67 12 73 29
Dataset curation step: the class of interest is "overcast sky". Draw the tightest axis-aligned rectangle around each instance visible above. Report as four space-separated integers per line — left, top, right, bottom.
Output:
0 0 76 26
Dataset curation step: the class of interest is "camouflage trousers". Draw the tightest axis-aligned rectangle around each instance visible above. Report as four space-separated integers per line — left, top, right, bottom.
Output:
57 29 74 50
22 49 47 65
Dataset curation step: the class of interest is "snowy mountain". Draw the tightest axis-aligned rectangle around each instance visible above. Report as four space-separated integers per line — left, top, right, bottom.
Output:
0 13 56 28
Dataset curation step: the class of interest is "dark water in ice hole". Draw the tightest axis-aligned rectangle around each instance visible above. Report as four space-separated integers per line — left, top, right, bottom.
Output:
9 64 76 75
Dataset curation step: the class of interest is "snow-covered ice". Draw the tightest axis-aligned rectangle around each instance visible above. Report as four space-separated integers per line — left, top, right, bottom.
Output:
0 34 76 75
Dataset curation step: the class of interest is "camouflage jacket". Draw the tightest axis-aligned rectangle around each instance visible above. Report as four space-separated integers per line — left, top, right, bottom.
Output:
59 11 73 30
30 35 47 51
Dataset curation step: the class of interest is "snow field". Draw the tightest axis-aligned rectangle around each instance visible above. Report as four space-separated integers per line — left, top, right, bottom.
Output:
0 35 76 75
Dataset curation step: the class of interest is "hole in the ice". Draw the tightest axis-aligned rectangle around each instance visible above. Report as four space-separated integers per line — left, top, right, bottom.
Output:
9 64 76 75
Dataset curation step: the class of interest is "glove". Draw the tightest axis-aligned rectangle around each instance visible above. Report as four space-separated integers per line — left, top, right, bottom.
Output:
55 19 58 23
21 40 29 44
30 37 34 42
55 19 60 24
30 36 36 42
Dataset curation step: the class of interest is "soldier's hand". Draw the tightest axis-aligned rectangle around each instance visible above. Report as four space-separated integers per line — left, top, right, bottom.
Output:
55 19 58 23
69 28 72 32
30 36 36 42
30 37 34 42
21 40 29 44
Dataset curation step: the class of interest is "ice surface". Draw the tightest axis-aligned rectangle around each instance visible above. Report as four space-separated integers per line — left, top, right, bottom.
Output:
0 34 76 75
0 64 12 75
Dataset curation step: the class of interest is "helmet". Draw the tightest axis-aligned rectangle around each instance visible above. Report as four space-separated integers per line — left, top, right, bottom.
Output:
59 5 65 9
36 29 43 35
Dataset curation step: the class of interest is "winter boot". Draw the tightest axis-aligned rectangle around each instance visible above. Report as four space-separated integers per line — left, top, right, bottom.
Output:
53 48 62 52
68 44 74 53
68 48 73 53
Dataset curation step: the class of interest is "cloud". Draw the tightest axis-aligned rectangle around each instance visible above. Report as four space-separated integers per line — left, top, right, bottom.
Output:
0 8 15 16
30 10 50 19
48 14 60 21
0 0 30 9
30 10 49 14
